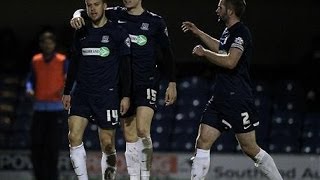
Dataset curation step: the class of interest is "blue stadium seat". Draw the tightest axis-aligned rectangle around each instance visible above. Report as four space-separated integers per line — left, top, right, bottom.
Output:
8 131 30 149
171 133 196 152
178 76 210 95
274 80 304 96
83 124 100 150
272 80 306 111
151 113 173 151
253 80 272 96
115 127 125 151
269 141 300 153
269 111 302 153
301 113 320 153
212 131 237 153
271 111 303 135
303 112 320 128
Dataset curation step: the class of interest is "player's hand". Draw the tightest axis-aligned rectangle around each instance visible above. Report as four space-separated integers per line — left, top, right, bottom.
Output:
26 89 34 96
192 45 206 57
70 17 85 30
165 82 177 106
62 95 71 110
120 97 130 115
181 21 202 36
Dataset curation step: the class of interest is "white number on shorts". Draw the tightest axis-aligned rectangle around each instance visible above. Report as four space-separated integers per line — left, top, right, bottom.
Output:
106 110 118 122
241 112 250 125
147 88 157 101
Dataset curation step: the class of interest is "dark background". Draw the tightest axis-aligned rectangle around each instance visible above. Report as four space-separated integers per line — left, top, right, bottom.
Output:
0 0 320 64
1 0 320 74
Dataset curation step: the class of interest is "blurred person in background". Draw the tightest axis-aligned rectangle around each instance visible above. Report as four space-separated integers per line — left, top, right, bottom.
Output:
26 27 68 180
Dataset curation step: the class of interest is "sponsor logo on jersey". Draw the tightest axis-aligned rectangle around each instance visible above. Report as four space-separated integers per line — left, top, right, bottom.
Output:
129 34 147 46
140 23 149 31
82 47 110 57
101 35 109 43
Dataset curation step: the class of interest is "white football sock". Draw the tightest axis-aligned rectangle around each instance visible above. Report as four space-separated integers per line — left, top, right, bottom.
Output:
70 142 88 180
254 148 283 180
137 137 153 180
191 148 210 180
101 151 117 180
125 142 140 180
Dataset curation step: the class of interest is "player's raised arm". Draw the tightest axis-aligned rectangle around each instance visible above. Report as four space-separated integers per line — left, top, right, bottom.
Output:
181 21 220 53
70 9 87 29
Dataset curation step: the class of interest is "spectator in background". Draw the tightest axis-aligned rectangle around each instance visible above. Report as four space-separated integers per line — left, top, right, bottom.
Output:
26 27 68 180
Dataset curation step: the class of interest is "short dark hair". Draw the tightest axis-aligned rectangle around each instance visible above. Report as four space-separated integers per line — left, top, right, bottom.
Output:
85 0 107 3
224 0 246 18
38 26 56 42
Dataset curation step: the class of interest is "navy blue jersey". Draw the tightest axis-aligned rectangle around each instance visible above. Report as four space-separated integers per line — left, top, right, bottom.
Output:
106 7 171 85
213 22 253 100
72 21 131 95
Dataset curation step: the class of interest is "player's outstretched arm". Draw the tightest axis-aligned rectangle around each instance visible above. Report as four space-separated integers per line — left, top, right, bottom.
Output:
181 21 220 53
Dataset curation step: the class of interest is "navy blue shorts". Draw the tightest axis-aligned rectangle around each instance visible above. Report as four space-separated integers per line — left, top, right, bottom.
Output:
69 90 120 129
122 84 159 118
201 96 259 133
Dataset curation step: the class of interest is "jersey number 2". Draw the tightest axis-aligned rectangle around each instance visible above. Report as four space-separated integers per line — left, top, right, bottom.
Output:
241 112 250 126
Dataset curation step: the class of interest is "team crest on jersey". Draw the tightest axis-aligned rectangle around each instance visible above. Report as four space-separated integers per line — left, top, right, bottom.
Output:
101 35 109 43
234 37 244 45
140 23 149 31
125 37 131 47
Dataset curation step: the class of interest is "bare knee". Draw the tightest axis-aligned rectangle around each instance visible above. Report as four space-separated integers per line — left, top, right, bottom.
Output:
124 131 138 142
137 127 149 138
101 139 114 153
123 126 138 142
196 124 220 150
68 131 82 146
196 134 213 150
122 117 138 142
